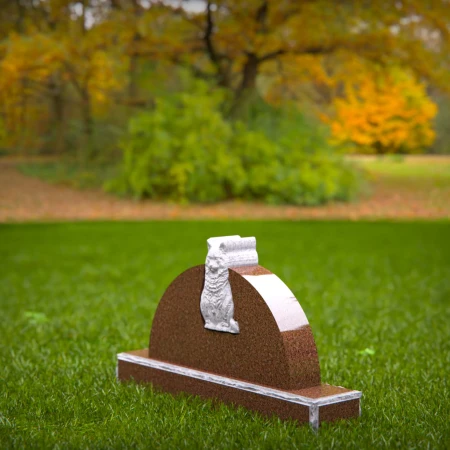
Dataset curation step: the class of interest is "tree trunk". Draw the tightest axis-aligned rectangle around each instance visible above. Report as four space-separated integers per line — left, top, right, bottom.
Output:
80 91 94 164
128 50 139 103
49 76 66 155
228 53 260 119
127 33 142 107
19 79 27 156
127 1 144 107
14 0 25 33
52 93 66 155
241 53 259 91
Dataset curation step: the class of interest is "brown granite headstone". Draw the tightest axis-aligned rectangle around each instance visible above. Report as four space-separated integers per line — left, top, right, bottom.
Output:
117 235 362 428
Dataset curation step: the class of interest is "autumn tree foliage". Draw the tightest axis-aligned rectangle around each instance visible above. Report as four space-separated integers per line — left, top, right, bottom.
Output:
167 0 450 115
0 32 60 151
0 1 122 158
0 0 449 157
328 67 438 154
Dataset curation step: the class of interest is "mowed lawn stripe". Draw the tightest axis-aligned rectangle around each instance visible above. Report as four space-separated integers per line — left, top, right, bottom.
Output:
0 221 449 449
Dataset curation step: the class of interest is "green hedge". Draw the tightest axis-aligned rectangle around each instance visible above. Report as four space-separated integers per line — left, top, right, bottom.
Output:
107 91 362 205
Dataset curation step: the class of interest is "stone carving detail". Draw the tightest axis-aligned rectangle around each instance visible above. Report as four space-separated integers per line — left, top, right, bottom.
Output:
200 244 239 334
200 236 257 334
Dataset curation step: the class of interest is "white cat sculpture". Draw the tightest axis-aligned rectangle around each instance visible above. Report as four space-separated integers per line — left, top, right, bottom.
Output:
200 235 257 334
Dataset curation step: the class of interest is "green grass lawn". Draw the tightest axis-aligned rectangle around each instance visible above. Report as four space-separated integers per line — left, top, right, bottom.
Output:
352 155 450 179
1 221 449 448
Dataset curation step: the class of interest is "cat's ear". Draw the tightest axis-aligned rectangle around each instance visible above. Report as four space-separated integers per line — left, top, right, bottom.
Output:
219 242 226 252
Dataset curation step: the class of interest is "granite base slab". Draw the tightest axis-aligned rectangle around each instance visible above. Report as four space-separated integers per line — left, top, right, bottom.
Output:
117 349 361 429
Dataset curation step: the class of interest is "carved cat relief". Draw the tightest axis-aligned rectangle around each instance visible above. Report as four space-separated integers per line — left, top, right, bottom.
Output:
200 244 240 334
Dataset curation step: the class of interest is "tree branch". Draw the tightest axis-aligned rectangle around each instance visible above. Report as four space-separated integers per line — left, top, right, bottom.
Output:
202 1 233 87
259 44 337 63
204 0 220 66
255 1 268 33
258 49 286 62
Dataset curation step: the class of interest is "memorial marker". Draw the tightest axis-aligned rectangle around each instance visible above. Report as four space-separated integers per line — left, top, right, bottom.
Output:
117 235 362 428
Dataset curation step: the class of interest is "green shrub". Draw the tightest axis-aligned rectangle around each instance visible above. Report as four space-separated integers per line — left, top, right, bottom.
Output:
107 90 363 205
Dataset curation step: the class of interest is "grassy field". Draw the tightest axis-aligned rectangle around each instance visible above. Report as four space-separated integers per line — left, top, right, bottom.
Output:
353 155 450 179
17 155 450 187
1 221 449 448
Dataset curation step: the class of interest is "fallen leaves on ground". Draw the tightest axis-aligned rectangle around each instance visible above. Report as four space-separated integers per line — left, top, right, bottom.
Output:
1 161 449 222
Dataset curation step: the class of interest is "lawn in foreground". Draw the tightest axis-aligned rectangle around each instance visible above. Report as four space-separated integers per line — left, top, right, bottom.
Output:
0 221 449 449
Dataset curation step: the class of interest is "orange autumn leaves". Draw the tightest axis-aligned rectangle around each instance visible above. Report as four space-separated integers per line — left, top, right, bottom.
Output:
264 54 438 154
326 68 437 154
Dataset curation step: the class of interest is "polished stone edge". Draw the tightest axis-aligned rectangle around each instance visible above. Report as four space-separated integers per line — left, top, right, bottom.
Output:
117 352 362 428
243 274 309 332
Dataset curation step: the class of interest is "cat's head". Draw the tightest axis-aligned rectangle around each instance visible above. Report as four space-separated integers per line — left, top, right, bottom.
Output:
205 246 227 277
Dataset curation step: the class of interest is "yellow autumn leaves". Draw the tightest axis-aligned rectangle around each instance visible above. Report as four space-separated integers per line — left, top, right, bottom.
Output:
0 30 120 150
0 33 60 150
329 68 437 154
0 0 444 156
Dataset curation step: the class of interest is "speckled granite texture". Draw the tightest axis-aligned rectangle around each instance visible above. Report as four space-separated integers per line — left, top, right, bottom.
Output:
118 265 361 427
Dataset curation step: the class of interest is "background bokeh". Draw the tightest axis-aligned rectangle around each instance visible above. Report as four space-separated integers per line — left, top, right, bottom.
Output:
0 0 449 215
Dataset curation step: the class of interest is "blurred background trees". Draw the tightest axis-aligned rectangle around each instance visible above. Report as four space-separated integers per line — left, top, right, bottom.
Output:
0 0 449 203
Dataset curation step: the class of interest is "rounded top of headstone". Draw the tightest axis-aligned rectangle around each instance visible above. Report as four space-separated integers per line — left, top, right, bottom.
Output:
149 241 321 389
